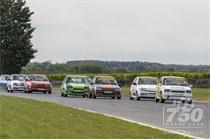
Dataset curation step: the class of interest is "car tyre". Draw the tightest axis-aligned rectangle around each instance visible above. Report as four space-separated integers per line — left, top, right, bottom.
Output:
93 93 96 99
48 91 52 94
89 93 92 98
117 96 121 99
159 96 165 103
130 96 134 100
154 95 159 103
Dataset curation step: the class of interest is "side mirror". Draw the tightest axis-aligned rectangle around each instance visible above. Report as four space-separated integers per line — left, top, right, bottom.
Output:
189 84 193 88
118 83 123 87
132 82 137 86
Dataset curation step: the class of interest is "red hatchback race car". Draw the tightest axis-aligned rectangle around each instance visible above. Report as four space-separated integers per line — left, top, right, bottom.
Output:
24 74 52 94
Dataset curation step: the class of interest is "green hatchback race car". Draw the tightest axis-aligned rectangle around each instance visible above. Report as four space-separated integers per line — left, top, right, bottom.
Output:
61 75 92 97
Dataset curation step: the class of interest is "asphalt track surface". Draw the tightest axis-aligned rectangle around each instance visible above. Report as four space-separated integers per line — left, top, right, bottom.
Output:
0 91 209 139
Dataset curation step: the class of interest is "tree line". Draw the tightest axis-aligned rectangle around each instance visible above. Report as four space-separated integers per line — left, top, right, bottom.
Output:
21 61 210 74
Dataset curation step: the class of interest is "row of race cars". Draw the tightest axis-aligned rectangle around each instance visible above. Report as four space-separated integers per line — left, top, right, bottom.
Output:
0 74 192 104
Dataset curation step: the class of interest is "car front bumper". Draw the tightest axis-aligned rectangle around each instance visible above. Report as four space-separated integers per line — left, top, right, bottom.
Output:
163 94 192 102
140 92 155 98
95 90 121 97
13 86 24 91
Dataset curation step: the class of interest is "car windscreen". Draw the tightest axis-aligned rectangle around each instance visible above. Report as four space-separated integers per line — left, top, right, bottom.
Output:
163 78 188 86
30 75 49 81
138 78 157 85
12 75 26 81
95 78 118 85
0 75 10 80
66 77 87 84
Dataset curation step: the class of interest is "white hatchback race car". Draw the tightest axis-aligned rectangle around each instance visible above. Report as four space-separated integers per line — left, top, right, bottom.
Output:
155 76 192 104
130 77 158 100
7 74 28 92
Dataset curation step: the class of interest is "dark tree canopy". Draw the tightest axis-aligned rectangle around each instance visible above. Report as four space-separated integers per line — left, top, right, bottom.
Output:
0 0 37 74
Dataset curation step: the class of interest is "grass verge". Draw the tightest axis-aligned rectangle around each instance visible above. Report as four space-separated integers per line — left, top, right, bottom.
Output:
0 96 189 139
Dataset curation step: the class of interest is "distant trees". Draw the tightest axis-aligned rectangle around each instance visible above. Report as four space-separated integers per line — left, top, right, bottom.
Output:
21 61 210 74
0 0 36 74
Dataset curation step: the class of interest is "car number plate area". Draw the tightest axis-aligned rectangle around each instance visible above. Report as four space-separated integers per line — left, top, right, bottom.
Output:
37 88 45 91
104 91 113 94
173 93 184 97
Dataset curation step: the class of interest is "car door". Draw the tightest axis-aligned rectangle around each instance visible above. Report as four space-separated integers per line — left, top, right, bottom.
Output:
156 78 162 97
130 78 137 96
61 77 67 92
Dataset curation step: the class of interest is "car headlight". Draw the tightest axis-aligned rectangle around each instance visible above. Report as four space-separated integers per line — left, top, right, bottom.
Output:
164 89 171 92
84 86 89 90
114 88 121 91
186 90 192 93
13 83 18 86
141 88 147 91
67 85 73 89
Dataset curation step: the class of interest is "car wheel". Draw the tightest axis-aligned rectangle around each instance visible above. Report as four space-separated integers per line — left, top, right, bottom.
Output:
82 94 86 98
188 101 192 104
112 97 115 99
159 96 165 103
154 95 159 103
117 96 121 99
93 93 96 99
136 91 140 100
130 96 134 100
43 91 47 94
48 91 52 94
61 93 64 97
10 89 13 93
89 93 92 98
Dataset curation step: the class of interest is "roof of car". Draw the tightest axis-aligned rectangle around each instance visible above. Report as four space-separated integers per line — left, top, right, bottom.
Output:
161 76 185 79
138 76 158 79
29 74 46 76
66 75 88 78
11 74 27 76
94 76 115 79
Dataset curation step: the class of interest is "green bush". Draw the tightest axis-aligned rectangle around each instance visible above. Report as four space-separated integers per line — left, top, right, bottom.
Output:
47 72 210 85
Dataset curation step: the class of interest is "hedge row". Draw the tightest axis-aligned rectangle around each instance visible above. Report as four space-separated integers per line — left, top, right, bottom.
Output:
47 72 210 85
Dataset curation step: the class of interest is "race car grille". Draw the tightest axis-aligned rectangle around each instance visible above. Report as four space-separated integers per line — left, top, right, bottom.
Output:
73 88 84 90
101 88 114 91
171 90 185 93
35 84 46 88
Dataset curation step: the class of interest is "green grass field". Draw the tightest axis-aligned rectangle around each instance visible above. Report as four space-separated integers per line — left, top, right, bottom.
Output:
192 88 210 101
0 96 189 139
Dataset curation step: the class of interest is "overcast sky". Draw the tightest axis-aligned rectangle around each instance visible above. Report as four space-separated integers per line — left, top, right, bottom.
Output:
27 0 209 65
